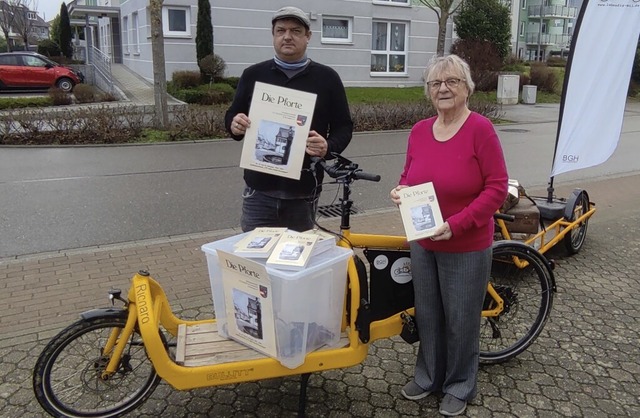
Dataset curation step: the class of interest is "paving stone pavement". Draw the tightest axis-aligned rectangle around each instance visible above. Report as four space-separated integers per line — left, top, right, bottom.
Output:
1 175 639 417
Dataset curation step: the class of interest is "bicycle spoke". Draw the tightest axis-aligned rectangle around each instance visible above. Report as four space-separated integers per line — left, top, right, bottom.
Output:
34 316 161 417
480 244 553 364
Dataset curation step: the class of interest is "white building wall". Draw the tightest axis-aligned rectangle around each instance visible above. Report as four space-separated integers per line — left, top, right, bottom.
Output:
120 0 200 82
116 0 451 87
211 0 446 87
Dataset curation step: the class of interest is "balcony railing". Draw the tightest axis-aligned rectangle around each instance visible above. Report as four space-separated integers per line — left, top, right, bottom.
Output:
528 5 577 19
525 33 571 46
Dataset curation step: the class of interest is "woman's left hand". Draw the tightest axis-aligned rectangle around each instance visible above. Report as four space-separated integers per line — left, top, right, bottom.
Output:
430 221 453 241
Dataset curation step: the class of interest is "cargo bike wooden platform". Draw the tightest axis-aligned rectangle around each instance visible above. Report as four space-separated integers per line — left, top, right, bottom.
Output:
32 155 594 418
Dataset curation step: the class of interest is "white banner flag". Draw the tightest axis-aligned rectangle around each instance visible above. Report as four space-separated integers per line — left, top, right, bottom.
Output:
550 0 640 177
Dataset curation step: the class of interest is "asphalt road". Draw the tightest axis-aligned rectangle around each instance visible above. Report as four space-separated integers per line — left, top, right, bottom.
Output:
1 109 639 259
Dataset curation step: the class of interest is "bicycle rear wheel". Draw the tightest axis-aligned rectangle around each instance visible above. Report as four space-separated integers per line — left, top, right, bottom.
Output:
563 190 590 255
479 242 553 364
33 315 161 417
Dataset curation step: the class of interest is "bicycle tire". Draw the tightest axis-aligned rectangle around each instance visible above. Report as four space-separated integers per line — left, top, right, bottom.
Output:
33 315 161 418
563 190 590 255
479 242 553 364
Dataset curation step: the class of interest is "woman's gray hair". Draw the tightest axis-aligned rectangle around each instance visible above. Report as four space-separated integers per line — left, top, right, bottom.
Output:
423 54 475 96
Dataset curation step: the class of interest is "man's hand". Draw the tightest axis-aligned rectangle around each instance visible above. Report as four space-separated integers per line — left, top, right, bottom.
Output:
306 130 328 157
231 113 250 135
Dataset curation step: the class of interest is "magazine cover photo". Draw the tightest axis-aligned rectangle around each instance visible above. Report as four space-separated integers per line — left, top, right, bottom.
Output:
254 121 297 167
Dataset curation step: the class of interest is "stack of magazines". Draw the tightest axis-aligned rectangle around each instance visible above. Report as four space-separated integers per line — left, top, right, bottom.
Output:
233 227 337 271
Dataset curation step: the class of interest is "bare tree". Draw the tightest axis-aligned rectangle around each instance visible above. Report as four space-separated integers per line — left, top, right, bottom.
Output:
413 0 464 56
149 0 168 129
0 0 19 51
11 0 39 50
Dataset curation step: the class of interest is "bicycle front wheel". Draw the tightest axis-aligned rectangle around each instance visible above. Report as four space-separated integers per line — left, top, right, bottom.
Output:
33 315 161 418
479 242 553 364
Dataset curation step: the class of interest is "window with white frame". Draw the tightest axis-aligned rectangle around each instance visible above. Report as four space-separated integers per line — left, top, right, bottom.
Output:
132 12 139 54
519 21 525 36
27 11 37 20
321 16 352 43
371 21 407 74
122 16 129 54
163 6 191 37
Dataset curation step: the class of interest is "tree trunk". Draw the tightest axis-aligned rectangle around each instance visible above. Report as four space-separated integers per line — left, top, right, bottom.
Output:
437 13 449 57
149 0 169 129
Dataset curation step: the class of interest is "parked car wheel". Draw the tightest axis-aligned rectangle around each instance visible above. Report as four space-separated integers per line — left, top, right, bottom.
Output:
56 77 74 92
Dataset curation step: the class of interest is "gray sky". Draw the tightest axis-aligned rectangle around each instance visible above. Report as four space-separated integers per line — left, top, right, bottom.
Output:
37 1 65 22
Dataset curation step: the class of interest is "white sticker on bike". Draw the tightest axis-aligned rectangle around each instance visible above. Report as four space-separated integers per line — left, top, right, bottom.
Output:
373 255 389 270
390 257 412 284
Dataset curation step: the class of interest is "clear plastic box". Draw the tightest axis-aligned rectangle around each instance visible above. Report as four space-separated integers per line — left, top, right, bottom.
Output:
201 233 352 369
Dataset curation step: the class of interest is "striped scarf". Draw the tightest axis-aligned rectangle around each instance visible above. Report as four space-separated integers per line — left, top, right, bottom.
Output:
274 55 310 70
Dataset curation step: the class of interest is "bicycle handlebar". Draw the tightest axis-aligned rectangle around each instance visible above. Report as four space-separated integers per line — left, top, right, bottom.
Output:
494 212 516 222
311 155 381 183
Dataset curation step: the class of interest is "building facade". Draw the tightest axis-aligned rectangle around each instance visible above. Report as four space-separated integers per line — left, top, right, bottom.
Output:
71 0 453 87
0 0 49 51
503 0 578 61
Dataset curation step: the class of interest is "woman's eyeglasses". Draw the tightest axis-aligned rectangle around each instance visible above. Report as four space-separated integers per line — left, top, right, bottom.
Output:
426 78 463 90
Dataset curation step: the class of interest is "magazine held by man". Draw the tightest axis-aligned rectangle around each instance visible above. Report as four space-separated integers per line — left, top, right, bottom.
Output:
239 82 317 180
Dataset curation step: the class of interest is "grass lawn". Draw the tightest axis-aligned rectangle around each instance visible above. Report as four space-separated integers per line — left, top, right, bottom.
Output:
346 86 427 104
346 86 561 105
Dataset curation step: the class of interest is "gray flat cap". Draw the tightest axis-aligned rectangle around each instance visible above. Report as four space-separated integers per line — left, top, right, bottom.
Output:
272 6 310 29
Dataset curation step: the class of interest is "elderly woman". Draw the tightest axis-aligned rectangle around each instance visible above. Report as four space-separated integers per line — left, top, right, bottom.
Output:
390 55 508 416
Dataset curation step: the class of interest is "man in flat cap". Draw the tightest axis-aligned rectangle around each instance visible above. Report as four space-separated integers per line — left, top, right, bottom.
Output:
226 6 353 232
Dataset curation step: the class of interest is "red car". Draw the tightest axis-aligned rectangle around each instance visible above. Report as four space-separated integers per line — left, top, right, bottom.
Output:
0 51 84 92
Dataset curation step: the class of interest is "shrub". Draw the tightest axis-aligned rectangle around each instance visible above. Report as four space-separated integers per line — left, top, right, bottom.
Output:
171 70 202 89
0 98 502 145
48 87 73 106
546 57 567 68
173 83 234 105
350 99 500 132
47 56 83 65
451 39 503 92
502 56 527 73
169 104 227 140
199 54 226 83
73 84 98 103
529 63 558 93
101 91 119 102
628 80 639 98
181 89 230 105
0 105 148 145
221 76 240 89
37 39 61 57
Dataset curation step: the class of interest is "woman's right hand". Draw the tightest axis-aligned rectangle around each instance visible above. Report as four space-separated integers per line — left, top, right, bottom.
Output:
390 185 408 206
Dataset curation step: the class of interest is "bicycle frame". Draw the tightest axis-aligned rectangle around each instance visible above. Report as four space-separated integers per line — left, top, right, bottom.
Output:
104 271 371 391
34 155 557 418
495 207 595 254
99 157 514 393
